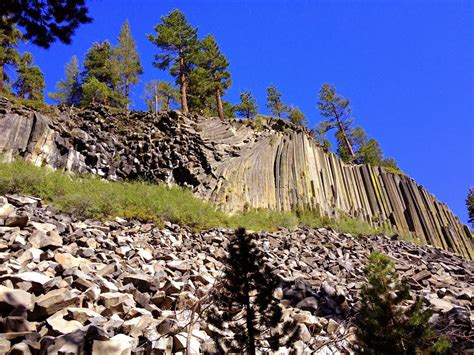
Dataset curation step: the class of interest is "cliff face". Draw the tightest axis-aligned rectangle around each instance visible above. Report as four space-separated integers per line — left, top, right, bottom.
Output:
0 97 472 259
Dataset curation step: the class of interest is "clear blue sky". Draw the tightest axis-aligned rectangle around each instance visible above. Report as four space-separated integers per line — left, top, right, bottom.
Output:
19 0 473 224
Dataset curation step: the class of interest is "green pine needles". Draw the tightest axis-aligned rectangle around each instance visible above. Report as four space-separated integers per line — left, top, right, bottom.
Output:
355 252 449 355
236 90 258 118
13 52 45 101
467 187 474 228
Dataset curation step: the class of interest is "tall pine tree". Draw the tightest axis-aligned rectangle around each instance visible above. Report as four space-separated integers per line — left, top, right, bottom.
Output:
318 83 356 161
266 85 287 117
49 55 81 106
147 9 198 114
82 41 123 107
13 52 45 101
207 228 299 353
115 20 143 109
83 41 119 89
195 35 231 120
186 62 214 114
0 18 22 93
236 90 258 118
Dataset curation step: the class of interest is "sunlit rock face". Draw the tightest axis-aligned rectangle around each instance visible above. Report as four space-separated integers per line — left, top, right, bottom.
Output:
196 118 473 259
0 97 472 259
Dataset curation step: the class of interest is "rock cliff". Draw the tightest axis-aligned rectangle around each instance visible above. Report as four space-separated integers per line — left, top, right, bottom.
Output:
0 97 472 259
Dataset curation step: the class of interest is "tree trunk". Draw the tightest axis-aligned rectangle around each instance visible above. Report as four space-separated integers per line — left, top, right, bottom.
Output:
216 88 225 120
179 56 189 113
165 96 171 111
125 77 129 111
154 84 158 113
332 104 356 160
337 120 356 159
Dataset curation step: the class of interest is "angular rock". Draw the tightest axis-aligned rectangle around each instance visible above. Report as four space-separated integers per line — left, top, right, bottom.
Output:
47 314 83 334
32 288 81 320
29 230 62 249
5 214 29 228
0 285 34 313
295 297 318 314
92 334 134 355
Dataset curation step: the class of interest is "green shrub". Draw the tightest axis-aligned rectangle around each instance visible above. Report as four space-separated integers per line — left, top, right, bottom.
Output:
0 160 227 229
355 252 442 354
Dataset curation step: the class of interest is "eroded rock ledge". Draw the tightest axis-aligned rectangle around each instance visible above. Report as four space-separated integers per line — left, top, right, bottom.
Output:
0 194 473 353
0 97 472 259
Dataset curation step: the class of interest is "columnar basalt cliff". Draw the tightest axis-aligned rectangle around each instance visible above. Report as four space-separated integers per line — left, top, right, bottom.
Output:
0 97 472 259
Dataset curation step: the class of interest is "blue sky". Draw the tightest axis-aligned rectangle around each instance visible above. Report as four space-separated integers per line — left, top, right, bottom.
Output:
19 0 473 223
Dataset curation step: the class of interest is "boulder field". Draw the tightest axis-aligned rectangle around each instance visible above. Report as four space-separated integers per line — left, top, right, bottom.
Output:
0 194 472 353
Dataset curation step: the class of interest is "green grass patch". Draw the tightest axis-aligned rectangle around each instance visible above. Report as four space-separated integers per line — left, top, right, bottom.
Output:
0 160 227 229
0 160 407 238
228 209 299 232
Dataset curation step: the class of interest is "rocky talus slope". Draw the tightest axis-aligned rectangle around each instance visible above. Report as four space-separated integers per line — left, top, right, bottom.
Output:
0 97 472 259
0 194 473 354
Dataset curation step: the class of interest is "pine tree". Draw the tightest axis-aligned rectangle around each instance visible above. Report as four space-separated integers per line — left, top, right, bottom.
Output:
336 126 374 164
336 126 401 171
266 85 287 117
13 52 45 101
115 20 143 109
317 83 356 161
143 80 179 112
83 41 120 89
147 9 199 114
0 18 22 93
287 106 308 126
195 34 231 120
207 228 299 353
358 139 384 165
1 0 91 48
221 100 236 118
80 76 110 106
82 41 124 107
49 55 81 106
236 90 258 118
313 122 332 152
355 252 435 355
467 188 474 228
186 63 215 115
